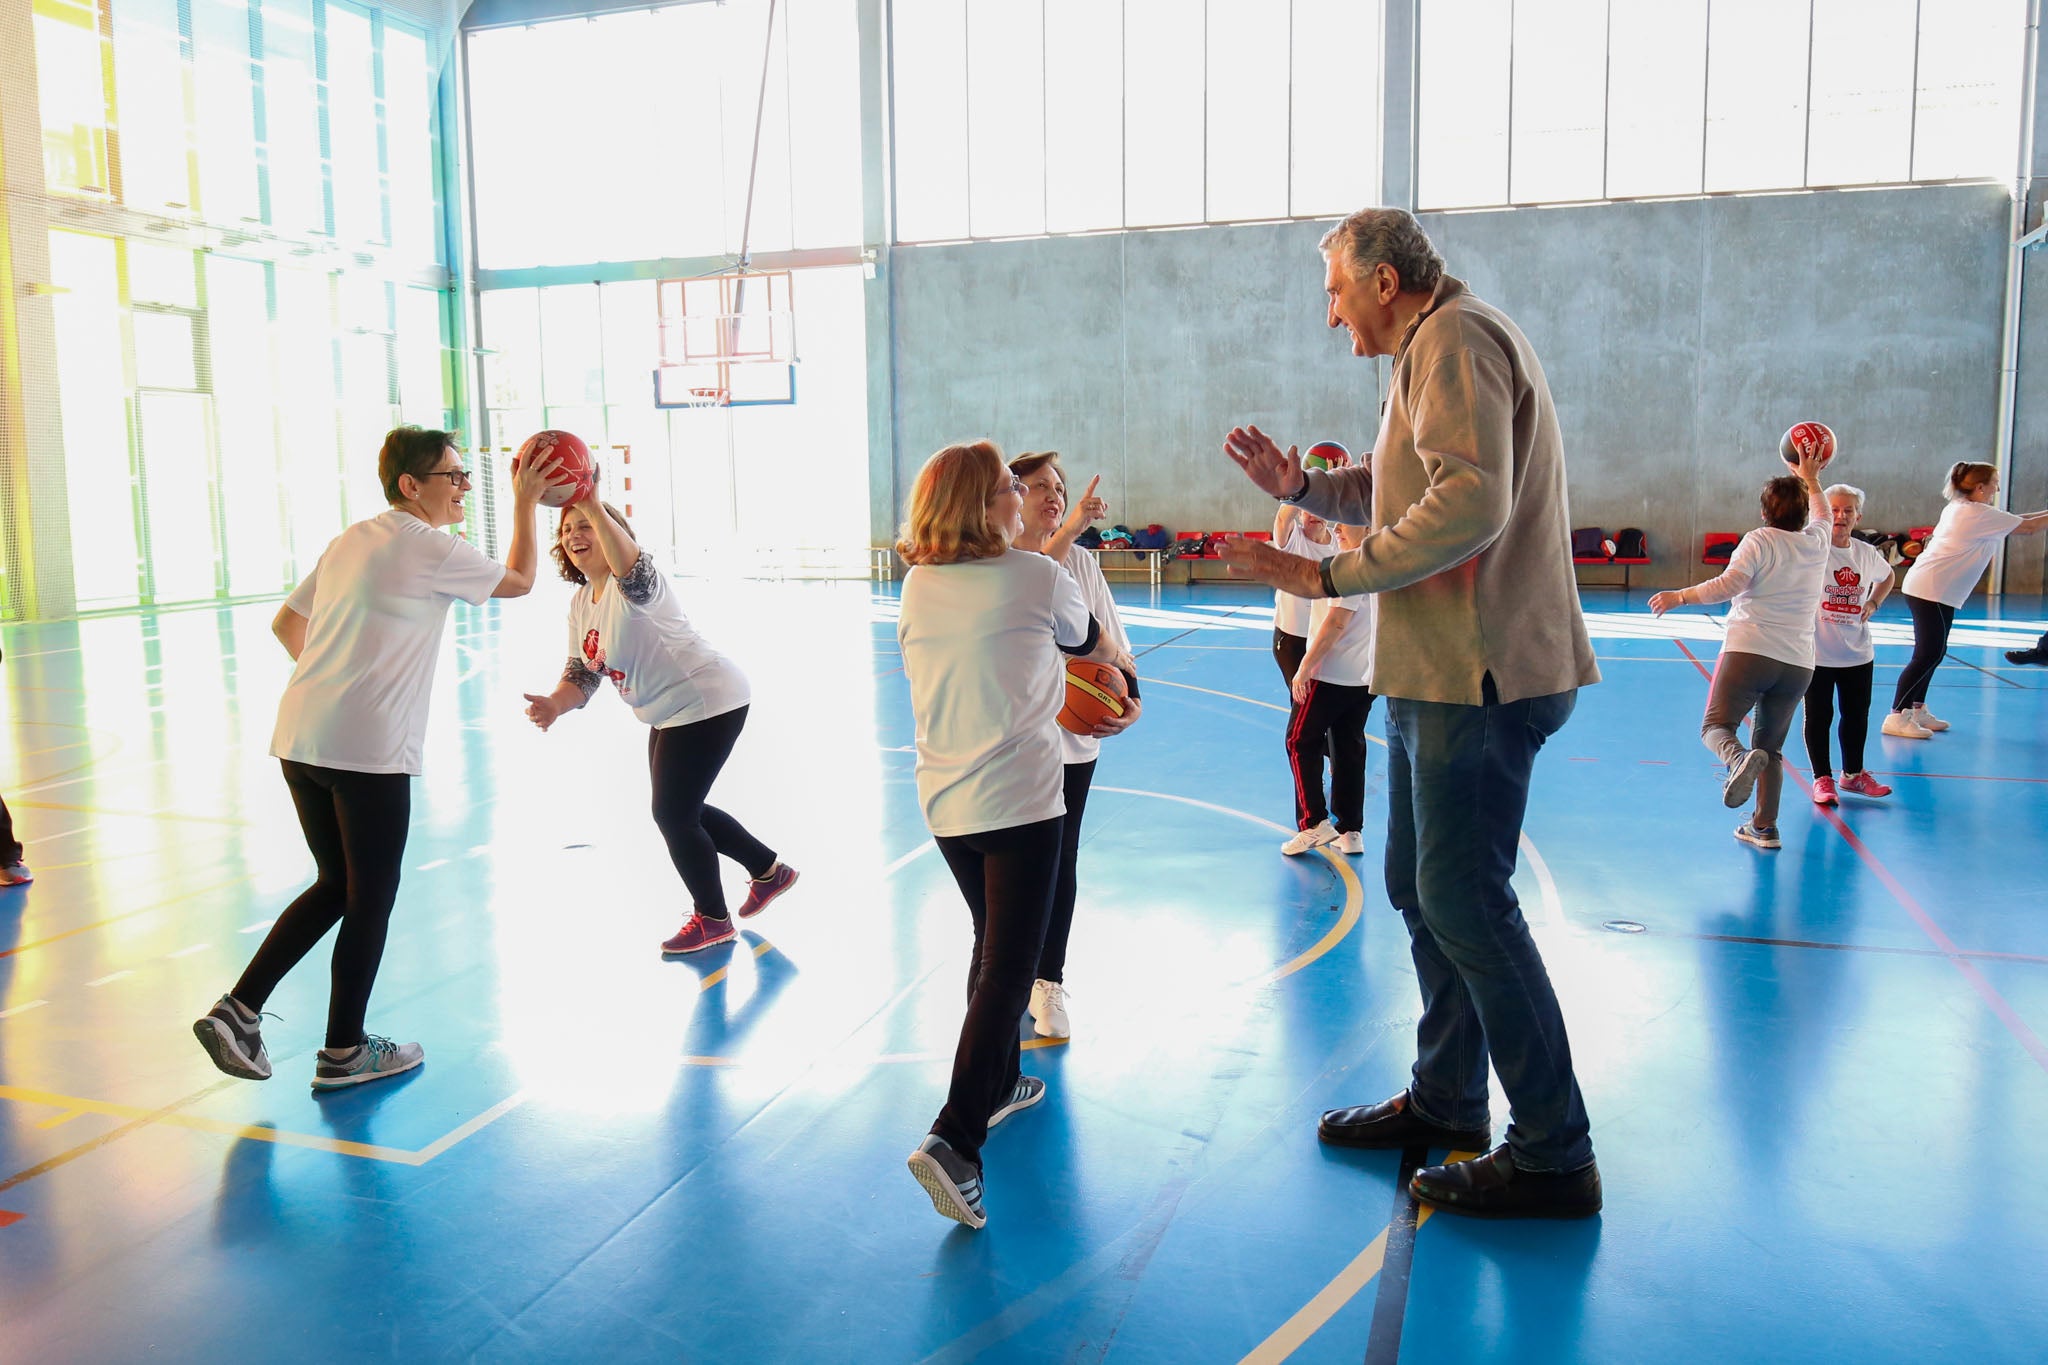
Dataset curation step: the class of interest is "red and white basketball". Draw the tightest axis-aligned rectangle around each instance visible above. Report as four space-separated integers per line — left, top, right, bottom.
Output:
1779 421 1836 469
514 430 595 508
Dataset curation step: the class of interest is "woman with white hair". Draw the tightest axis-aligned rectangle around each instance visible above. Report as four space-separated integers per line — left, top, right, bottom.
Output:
1802 483 1895 805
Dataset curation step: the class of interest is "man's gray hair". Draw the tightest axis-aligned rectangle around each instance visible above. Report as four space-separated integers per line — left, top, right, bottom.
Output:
1823 482 1866 510
1319 208 1445 295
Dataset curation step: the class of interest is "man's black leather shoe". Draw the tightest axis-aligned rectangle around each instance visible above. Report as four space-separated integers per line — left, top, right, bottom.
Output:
1410 1143 1602 1219
2006 649 2045 666
1318 1090 1491 1151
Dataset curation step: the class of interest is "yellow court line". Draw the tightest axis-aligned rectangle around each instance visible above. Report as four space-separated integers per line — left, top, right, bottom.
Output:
0 874 255 960
0 1082 529 1167
695 936 778 992
12 799 254 828
1237 1151 1479 1365
34 1109 83 1130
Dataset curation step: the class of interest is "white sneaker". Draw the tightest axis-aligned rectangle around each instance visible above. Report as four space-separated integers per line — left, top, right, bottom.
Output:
312 1035 424 1090
1909 703 1950 732
1881 711 1933 740
1028 979 1070 1039
1281 820 1339 856
1334 830 1365 856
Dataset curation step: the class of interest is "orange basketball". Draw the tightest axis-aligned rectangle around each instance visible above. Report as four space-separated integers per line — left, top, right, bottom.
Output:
1779 421 1836 468
1058 660 1128 735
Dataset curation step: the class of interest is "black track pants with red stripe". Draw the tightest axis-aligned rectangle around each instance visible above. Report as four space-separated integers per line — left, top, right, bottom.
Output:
1286 678 1375 832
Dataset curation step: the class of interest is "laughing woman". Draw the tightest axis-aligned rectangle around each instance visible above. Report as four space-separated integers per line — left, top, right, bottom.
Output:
195 427 553 1090
521 490 797 956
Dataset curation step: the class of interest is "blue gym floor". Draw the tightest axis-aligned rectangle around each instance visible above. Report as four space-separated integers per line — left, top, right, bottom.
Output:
3 577 2045 1362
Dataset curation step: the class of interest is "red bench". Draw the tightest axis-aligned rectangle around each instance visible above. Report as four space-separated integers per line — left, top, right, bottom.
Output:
1573 529 1651 590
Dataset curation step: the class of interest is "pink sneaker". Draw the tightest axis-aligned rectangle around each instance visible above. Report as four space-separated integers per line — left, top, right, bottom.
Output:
1840 771 1892 799
1811 775 1838 807
736 862 799 920
661 912 737 955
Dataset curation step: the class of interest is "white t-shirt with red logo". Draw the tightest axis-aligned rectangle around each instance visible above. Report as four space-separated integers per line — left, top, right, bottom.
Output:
1812 538 1894 668
272 508 507 776
1901 499 2025 607
1056 543 1131 766
567 553 749 729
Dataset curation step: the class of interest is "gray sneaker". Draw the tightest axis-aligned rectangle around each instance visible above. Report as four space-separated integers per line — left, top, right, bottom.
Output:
1722 748 1770 808
988 1075 1046 1129
312 1035 424 1091
907 1135 987 1229
192 994 272 1080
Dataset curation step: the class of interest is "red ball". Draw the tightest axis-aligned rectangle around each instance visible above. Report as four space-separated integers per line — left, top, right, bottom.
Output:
1779 422 1836 468
514 430 595 508
1058 660 1129 736
1304 440 1350 471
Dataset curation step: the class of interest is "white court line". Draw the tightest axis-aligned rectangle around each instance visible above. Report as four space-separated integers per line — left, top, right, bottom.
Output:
85 971 133 987
883 842 935 877
239 919 274 935
466 845 490 857
169 943 210 959
417 858 450 871
0 1000 50 1019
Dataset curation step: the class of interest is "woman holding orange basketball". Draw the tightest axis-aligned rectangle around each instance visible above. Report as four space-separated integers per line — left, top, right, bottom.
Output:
194 427 554 1090
896 440 1100 1230
520 488 796 956
1010 451 1142 1040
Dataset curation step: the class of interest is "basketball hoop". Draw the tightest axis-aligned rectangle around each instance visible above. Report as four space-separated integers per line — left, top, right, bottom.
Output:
688 386 729 408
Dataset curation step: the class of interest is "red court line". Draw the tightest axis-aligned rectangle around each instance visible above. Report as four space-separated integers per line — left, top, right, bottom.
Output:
1670 637 2048 1078
0 1210 22 1228
1867 770 2048 786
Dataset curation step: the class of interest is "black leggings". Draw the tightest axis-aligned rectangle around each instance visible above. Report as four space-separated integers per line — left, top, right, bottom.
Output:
1287 679 1375 833
1273 627 1307 688
1803 661 1875 778
235 761 411 1049
649 705 776 919
1036 761 1096 984
1891 595 1956 711
932 815 1063 1169
0 792 19 866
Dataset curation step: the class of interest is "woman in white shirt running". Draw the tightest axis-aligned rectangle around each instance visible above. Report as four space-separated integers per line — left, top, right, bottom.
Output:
897 440 1097 1230
194 427 554 1090
1650 445 1829 849
1801 484 1895 806
521 493 796 956
1008 452 1142 1040
1882 462 2048 739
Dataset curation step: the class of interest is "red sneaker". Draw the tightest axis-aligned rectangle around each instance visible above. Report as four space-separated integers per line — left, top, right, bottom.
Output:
1811 775 1838 807
1840 771 1893 799
661 912 736 955
736 862 799 920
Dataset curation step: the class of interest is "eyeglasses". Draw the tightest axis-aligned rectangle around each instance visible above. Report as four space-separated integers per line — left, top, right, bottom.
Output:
1002 478 1027 496
420 468 473 488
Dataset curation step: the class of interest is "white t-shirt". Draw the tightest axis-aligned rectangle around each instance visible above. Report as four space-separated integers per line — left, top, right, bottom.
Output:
1813 538 1894 668
271 508 506 776
1274 522 1339 637
1901 500 2024 607
898 548 1094 838
567 552 749 728
1056 544 1132 766
1721 521 1831 668
1305 590 1377 688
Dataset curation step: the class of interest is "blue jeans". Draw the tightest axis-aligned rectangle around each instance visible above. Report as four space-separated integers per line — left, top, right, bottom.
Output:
1383 680 1593 1172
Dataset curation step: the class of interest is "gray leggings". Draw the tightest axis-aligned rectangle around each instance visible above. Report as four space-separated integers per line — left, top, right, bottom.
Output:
1701 650 1815 827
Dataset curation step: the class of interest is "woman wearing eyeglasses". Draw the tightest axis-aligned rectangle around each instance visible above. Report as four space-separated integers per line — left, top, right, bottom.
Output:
194 426 554 1091
520 491 796 956
897 441 1099 1230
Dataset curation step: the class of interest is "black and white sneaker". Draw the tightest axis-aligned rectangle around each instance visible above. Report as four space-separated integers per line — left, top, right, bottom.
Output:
988 1075 1046 1129
193 994 272 1080
908 1135 987 1229
312 1035 424 1091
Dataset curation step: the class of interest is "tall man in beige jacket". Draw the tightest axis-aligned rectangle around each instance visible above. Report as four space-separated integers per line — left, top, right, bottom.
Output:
1222 208 1603 1219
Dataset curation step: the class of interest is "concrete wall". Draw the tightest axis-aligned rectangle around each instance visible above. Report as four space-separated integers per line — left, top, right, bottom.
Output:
890 183 2014 589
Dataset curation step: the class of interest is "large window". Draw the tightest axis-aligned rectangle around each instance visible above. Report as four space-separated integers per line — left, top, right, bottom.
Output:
1418 0 2026 210
465 0 863 270
893 0 1381 242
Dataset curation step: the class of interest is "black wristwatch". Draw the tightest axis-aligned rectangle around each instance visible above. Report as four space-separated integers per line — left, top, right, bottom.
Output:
1318 557 1340 598
1280 473 1314 505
